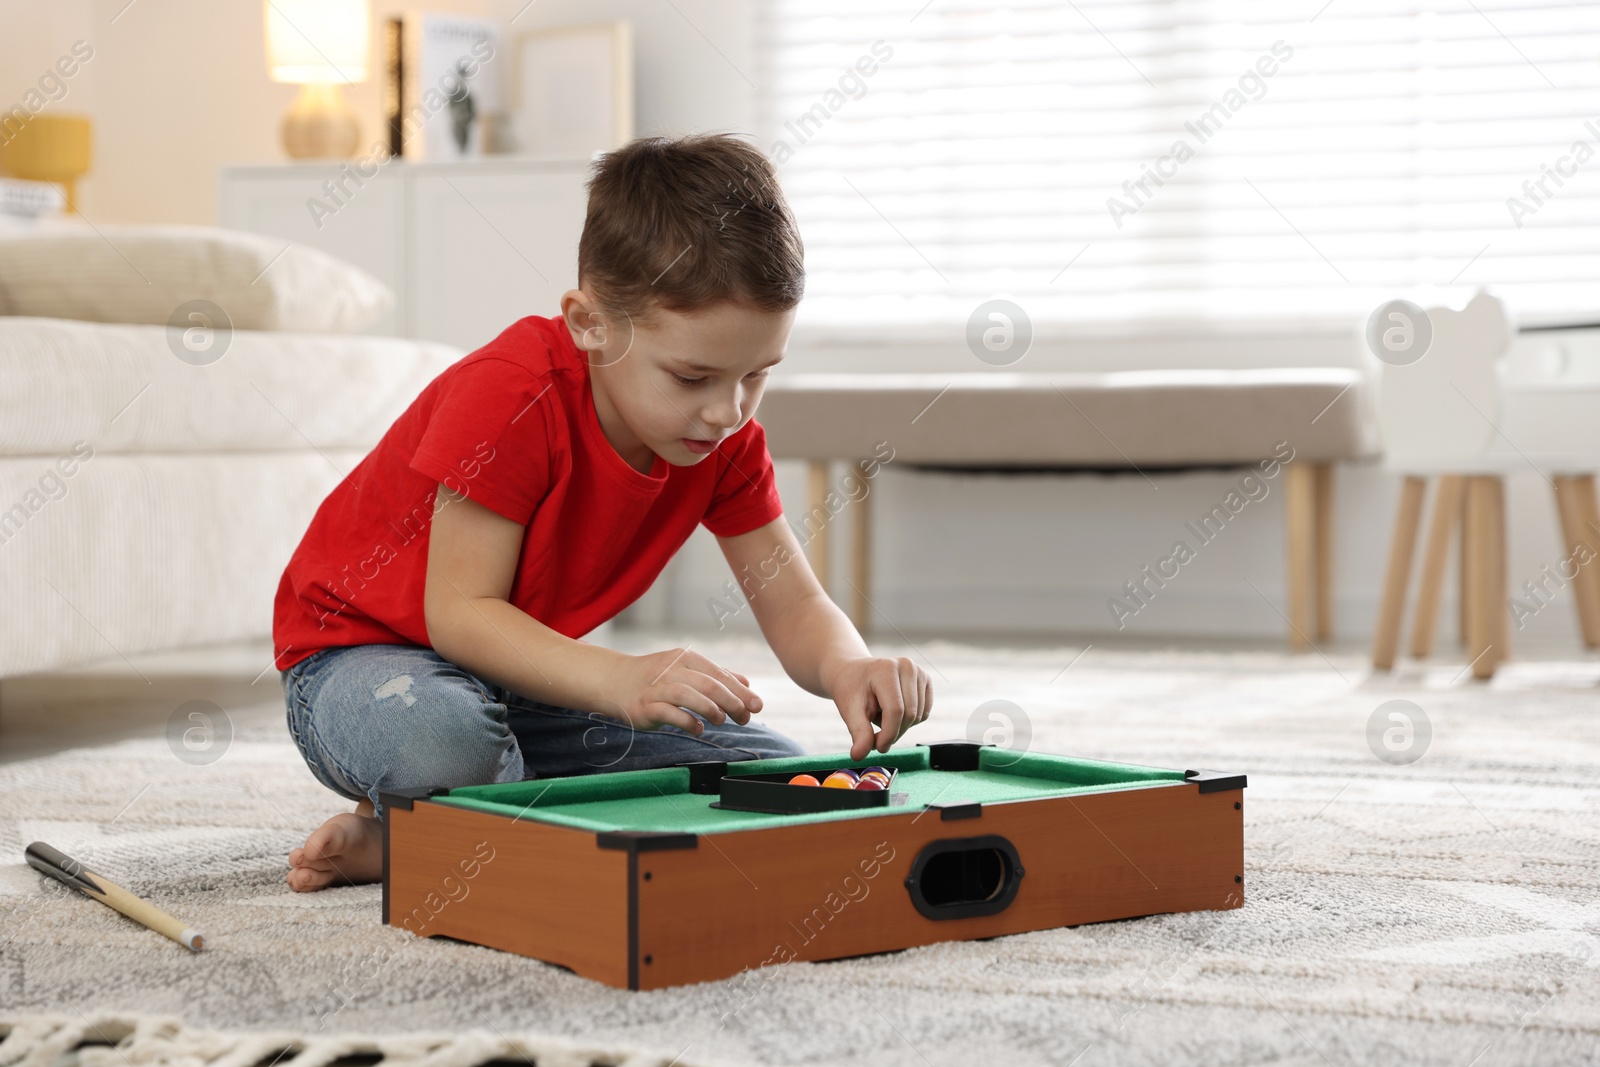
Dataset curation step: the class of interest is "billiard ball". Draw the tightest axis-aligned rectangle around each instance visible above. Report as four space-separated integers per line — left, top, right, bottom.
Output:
863 766 889 779
788 774 820 787
860 770 891 788
823 772 857 789
854 778 885 791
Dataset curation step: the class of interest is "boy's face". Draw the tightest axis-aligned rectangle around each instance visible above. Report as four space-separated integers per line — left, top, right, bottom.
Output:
563 290 793 468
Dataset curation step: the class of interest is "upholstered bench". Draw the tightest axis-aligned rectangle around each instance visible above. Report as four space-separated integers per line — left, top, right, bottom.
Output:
757 369 1377 649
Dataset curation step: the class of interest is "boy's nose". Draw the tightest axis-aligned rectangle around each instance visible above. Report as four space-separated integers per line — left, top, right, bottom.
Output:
700 401 742 434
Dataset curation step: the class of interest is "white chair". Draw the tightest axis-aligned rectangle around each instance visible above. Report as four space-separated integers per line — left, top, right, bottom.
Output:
1370 291 1600 678
1498 325 1600 651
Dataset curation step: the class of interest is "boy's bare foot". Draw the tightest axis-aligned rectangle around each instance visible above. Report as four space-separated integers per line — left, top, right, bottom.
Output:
287 798 383 892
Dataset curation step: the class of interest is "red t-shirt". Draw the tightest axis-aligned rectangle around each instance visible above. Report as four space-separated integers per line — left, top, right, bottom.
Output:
271 315 784 672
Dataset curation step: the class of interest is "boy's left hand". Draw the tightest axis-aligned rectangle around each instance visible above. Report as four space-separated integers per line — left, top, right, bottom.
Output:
823 655 933 761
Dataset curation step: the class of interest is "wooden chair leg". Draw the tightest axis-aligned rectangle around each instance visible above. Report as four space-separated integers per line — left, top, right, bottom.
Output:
806 461 832 596
1461 481 1481 660
1487 476 1510 673
1411 475 1464 659
1372 476 1427 670
1284 462 1317 651
1554 474 1600 648
1553 476 1592 647
1313 462 1334 641
1465 475 1508 679
850 460 872 632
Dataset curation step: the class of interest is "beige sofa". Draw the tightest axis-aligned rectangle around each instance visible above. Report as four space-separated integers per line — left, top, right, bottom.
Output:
0 226 461 679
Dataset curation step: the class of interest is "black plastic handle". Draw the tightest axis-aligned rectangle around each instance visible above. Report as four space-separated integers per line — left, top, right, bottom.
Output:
904 834 1024 920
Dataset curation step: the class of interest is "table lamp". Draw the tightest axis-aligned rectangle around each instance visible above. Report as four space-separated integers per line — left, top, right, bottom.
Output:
0 114 92 212
264 0 370 159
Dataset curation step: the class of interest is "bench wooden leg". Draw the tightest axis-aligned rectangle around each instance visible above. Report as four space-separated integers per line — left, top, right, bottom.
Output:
1372 476 1426 671
851 461 872 633
1575 475 1600 649
1554 474 1600 649
1464 475 1509 679
1410 474 1464 660
806 461 831 596
1457 482 1470 647
1313 462 1334 641
1284 462 1317 651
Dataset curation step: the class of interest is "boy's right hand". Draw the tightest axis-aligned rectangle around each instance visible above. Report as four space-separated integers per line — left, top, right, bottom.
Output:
604 647 763 734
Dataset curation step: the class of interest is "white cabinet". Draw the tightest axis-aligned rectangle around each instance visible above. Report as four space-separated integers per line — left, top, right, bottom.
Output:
219 157 590 350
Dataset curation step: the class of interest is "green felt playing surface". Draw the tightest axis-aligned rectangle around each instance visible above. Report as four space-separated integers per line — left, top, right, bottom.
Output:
433 747 1186 835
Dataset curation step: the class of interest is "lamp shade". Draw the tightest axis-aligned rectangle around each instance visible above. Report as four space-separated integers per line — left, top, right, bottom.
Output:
265 0 370 84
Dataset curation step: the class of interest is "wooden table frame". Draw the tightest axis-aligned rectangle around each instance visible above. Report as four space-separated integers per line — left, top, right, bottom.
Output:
381 743 1246 990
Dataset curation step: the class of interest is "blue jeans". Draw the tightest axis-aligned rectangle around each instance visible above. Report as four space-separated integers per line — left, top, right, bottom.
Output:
280 643 808 820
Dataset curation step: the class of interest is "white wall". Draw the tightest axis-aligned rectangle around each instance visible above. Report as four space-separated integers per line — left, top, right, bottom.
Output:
0 5 98 126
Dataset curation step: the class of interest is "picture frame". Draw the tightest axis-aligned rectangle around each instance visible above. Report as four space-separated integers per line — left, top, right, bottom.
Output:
513 21 634 157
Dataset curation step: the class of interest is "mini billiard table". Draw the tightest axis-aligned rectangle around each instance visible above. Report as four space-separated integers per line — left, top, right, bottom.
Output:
381 741 1245 990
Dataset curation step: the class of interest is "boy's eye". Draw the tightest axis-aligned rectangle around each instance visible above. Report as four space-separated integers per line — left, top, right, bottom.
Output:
670 369 768 385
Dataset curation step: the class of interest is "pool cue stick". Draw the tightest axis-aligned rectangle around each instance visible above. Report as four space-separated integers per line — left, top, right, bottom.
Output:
24 841 205 952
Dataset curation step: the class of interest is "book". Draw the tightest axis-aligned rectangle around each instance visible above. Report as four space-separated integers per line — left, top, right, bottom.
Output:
383 17 403 158
385 13 507 161
0 178 66 218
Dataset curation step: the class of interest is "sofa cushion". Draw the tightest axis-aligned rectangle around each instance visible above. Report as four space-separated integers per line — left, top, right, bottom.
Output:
0 225 392 334
756 369 1376 467
0 316 461 456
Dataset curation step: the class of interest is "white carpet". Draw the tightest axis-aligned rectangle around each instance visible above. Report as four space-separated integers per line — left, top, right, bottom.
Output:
2 638 1599 1066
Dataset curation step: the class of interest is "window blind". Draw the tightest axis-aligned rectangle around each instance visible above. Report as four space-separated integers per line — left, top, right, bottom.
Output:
755 0 1600 333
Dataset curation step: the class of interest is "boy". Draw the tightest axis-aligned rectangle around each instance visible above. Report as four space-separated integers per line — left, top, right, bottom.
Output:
273 135 933 892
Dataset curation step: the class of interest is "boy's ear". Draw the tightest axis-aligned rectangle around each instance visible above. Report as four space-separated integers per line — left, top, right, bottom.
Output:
559 288 607 352
560 288 636 368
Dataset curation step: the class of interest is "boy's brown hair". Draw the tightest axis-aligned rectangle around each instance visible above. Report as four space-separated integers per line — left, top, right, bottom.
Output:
578 134 805 322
